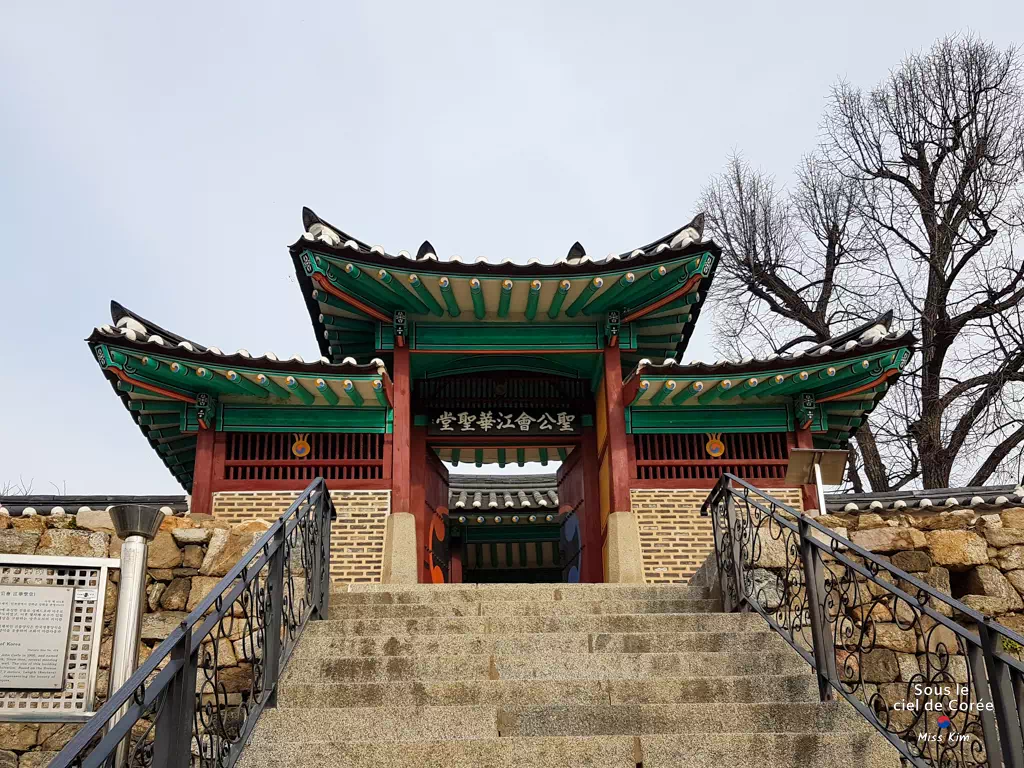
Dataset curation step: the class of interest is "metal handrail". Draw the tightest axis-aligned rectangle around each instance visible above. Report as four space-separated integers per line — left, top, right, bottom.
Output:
702 473 1024 768
51 478 335 768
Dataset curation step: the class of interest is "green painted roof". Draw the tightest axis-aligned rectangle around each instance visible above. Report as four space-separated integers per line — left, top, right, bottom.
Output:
624 317 916 449
290 207 719 367
88 303 392 490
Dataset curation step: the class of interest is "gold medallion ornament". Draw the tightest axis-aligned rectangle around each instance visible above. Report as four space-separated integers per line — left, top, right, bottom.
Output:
705 432 726 459
291 433 312 459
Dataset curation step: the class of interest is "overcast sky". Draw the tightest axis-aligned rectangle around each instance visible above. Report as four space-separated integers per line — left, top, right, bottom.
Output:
1 2 1020 495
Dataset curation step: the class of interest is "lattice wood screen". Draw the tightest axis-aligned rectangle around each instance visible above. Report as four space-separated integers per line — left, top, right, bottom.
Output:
223 432 385 482
633 432 789 482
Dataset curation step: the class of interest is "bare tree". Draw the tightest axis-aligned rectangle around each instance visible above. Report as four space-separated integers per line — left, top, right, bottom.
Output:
702 35 1024 491
0 478 70 497
1 477 35 495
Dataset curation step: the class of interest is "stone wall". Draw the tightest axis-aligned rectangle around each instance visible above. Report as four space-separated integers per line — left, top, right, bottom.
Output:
211 490 390 583
814 505 1024 632
631 487 804 582
0 507 270 766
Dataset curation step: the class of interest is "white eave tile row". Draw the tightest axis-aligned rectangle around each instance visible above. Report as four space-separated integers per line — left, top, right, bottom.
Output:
301 224 703 267
451 489 560 509
830 487 1024 514
95 319 384 370
638 328 913 370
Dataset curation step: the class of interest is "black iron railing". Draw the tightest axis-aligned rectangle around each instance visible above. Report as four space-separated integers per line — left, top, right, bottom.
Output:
52 478 334 768
702 474 1024 768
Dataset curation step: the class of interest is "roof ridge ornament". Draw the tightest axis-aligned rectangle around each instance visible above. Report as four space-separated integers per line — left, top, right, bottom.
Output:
668 212 706 250
417 240 435 259
564 241 587 265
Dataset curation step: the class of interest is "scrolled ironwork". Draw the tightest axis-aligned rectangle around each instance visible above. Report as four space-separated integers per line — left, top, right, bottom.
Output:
702 473 1024 768
50 478 334 768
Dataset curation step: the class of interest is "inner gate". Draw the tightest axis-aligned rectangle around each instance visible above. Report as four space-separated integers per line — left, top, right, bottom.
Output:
413 373 596 584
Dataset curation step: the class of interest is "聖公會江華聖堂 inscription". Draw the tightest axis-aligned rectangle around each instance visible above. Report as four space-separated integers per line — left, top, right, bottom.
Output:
428 409 580 437
0 585 75 690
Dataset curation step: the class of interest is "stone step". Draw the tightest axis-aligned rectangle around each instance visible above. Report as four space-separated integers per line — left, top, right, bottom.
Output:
305 611 768 637
249 702 869 745
325 598 719 619
238 733 899 768
498 701 872 737
280 651 808 684
290 630 788 658
277 674 821 709
330 584 711 603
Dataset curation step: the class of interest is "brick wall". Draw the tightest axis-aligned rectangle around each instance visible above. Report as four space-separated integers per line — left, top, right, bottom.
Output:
631 487 804 582
211 489 390 584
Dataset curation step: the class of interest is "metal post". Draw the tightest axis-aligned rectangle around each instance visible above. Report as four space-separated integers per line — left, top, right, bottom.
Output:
318 489 333 619
967 641 1005 766
799 517 834 702
727 493 747 611
812 461 828 516
108 504 165 768
152 626 199 768
978 621 1024 768
309 496 323 619
263 523 286 708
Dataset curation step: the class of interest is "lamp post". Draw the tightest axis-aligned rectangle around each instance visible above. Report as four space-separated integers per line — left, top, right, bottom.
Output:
107 504 165 767
784 448 849 514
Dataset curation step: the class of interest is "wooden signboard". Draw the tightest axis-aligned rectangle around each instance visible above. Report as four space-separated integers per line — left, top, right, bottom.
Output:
428 409 581 437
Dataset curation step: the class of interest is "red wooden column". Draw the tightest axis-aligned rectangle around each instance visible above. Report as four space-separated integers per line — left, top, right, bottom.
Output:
391 345 412 516
580 428 603 582
190 427 216 516
449 544 464 584
603 344 632 515
794 425 819 511
409 425 431 583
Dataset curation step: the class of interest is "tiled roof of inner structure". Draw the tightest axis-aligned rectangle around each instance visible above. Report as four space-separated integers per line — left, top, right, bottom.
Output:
826 484 1024 514
624 313 917 450
88 302 392 491
448 474 560 510
290 207 720 366
0 495 189 517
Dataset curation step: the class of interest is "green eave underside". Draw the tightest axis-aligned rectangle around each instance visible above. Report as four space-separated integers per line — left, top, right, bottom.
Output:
301 248 713 362
93 344 390 409
92 340 394 490
113 397 197 492
410 352 603 381
626 347 912 448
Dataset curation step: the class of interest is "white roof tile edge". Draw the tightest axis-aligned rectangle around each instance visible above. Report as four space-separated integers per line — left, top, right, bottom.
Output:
96 324 385 371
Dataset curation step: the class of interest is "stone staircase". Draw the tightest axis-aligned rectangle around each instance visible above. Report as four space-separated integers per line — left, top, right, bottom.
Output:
239 581 898 768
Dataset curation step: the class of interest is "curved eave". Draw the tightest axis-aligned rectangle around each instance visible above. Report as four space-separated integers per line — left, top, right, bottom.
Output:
291 248 338 362
624 336 917 449
95 364 198 492
109 300 204 350
629 331 916 381
292 241 719 364
88 326 386 376
88 345 395 491
622 250 718 368
815 381 893 450
290 234 718 277
89 337 393 408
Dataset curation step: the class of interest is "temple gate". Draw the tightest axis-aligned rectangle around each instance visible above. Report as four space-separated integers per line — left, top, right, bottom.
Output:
85 208 913 585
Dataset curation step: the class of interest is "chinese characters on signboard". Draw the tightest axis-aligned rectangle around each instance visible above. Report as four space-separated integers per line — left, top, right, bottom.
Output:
428 409 580 436
0 586 74 690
